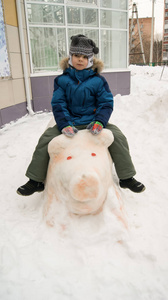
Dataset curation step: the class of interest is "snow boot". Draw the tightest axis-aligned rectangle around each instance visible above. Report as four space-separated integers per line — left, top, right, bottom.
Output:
17 179 44 196
119 177 145 193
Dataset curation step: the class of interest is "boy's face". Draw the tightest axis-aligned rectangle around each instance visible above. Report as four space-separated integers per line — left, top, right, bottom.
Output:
72 54 88 70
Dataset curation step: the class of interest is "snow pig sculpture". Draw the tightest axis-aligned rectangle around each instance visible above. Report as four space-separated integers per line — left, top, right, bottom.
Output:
44 129 114 222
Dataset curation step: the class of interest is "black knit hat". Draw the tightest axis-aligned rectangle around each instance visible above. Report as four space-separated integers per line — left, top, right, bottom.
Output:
69 34 99 58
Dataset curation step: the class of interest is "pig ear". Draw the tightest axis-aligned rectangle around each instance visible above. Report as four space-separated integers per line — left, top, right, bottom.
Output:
48 134 71 157
98 129 114 148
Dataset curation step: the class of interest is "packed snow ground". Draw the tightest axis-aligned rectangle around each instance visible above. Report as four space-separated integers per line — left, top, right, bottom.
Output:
0 65 168 300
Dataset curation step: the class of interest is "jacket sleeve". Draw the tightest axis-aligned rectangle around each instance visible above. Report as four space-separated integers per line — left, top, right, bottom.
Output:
51 76 73 131
94 75 113 128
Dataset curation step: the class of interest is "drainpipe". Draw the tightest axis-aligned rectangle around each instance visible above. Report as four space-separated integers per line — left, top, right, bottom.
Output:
16 0 34 115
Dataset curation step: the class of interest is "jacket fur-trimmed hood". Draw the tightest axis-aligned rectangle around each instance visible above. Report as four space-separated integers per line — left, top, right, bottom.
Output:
59 57 104 73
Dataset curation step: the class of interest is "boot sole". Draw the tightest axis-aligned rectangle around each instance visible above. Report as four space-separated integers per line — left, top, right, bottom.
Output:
16 189 44 196
120 185 146 193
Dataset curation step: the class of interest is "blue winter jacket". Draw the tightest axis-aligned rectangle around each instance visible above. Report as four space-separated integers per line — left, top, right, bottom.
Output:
51 57 113 131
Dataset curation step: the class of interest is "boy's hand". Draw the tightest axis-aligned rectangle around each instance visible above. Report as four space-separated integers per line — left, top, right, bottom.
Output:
62 125 78 137
87 121 103 135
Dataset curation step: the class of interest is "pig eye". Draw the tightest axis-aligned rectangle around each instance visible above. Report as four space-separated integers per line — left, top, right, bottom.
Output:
67 156 72 160
91 153 96 156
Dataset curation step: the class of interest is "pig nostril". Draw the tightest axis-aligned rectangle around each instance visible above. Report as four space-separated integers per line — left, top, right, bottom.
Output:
91 153 96 156
67 156 72 160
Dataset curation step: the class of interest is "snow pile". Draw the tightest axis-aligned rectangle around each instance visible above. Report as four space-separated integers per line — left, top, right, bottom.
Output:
0 65 168 300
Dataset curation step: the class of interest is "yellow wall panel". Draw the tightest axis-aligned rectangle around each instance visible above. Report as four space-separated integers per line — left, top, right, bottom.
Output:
3 0 18 27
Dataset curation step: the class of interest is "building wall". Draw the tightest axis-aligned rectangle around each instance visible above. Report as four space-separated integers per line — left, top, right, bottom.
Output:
162 0 168 60
129 17 153 64
0 0 32 127
129 17 152 38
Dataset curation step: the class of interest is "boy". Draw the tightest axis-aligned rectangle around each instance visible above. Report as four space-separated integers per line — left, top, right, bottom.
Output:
17 34 145 196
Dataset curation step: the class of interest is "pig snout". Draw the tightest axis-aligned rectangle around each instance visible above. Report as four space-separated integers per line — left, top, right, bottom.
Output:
69 173 99 202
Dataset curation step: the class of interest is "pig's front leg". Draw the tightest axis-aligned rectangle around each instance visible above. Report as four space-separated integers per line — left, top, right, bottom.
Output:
109 184 128 229
43 187 57 227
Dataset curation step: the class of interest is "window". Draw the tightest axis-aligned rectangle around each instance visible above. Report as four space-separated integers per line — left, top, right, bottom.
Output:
67 7 98 26
163 44 168 50
67 0 98 4
163 52 168 62
25 0 128 72
29 27 66 71
100 0 127 10
100 10 127 29
101 30 127 68
0 0 10 77
26 0 64 3
27 4 64 25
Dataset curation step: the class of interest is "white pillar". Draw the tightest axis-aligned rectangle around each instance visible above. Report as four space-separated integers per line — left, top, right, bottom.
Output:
150 0 155 65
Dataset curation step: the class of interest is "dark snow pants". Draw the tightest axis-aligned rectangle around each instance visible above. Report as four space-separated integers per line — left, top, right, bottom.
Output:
26 123 136 182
